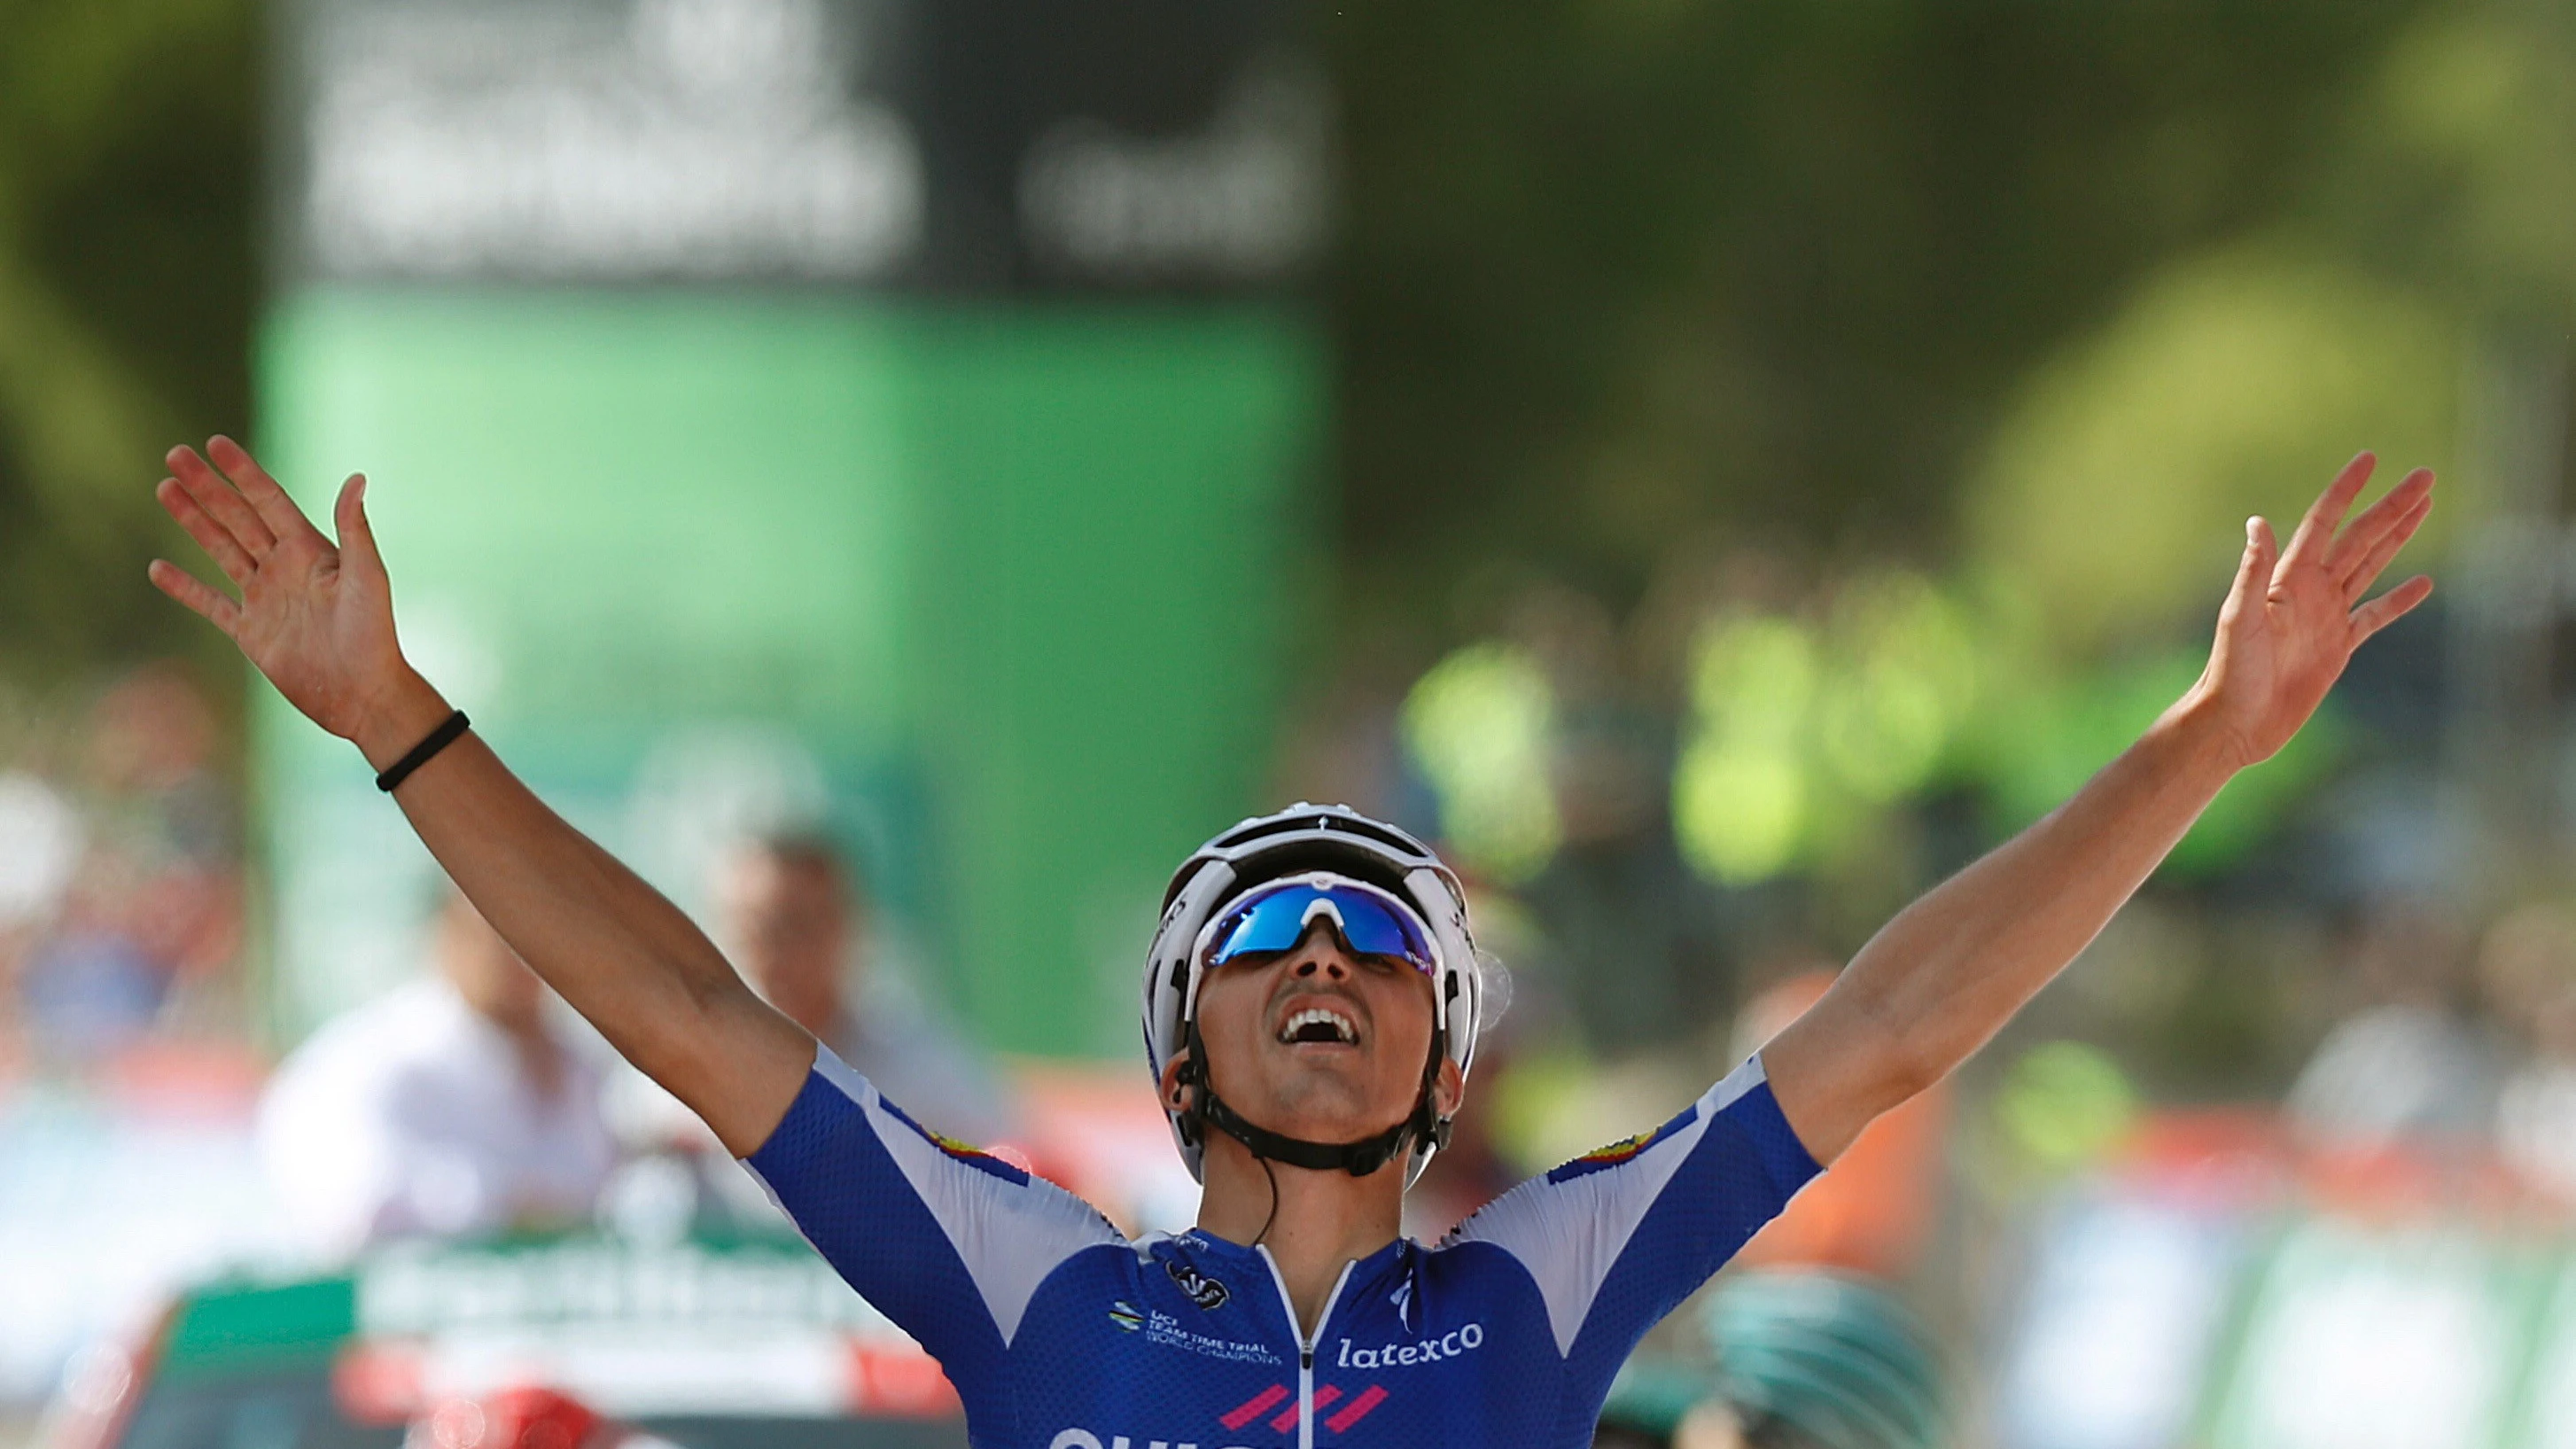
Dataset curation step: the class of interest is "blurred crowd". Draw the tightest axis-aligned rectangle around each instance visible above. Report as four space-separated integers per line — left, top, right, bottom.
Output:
2286 900 2576 1202
1276 553 2576 1446
7 650 2576 1449
253 824 1023 1258
0 664 244 1080
0 662 1025 1226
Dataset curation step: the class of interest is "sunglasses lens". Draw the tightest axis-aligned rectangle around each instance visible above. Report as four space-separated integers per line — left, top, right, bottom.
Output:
1335 900 1429 963
1206 882 1434 972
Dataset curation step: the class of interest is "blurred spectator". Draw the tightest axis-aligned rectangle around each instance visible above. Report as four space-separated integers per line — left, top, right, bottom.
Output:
0 770 81 926
74 666 242 1028
1697 1272 1947 1449
0 766 80 1074
6 665 243 1069
1596 1272 1947 1449
2480 903 2576 1203
2284 905 2498 1155
258 890 616 1258
16 929 162 1061
716 829 1015 1145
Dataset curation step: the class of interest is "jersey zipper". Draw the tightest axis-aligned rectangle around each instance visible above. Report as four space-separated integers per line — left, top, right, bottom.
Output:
1257 1247 1357 1449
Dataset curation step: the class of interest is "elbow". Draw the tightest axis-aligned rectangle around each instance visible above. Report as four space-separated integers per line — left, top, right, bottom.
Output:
1880 1036 1950 1110
1852 992 1953 1115
614 959 750 1087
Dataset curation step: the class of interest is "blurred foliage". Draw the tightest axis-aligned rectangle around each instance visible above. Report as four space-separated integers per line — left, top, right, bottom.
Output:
1965 248 2461 658
0 0 255 682
1341 0 2576 966
2342 4 2576 323
10 0 2567 689
1970 647 2351 878
1325 0 2451 635
9 0 2576 942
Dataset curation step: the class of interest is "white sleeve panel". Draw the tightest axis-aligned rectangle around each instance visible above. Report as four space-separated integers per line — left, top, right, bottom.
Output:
1444 1056 1770 1356
810 1046 1123 1347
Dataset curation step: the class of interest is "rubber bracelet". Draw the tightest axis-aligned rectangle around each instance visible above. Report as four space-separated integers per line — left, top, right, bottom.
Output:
375 710 471 793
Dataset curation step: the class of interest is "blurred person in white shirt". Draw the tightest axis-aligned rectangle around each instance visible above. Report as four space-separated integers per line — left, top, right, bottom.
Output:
2286 902 2498 1153
716 830 1016 1147
2481 903 2576 1204
258 888 615 1258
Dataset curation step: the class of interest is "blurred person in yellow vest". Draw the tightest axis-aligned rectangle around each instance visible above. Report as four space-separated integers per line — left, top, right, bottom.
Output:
257 889 616 1258
715 829 1016 1149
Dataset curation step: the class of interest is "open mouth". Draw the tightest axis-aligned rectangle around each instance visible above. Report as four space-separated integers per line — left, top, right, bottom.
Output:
1277 1006 1359 1046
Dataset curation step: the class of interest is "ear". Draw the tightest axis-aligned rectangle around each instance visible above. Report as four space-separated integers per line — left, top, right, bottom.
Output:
1431 1055 1466 1119
1158 1048 1195 1114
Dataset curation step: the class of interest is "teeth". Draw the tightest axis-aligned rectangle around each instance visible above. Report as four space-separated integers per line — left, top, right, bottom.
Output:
1280 1007 1358 1044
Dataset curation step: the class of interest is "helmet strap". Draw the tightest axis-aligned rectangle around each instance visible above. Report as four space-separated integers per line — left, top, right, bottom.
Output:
1180 1017 1450 1179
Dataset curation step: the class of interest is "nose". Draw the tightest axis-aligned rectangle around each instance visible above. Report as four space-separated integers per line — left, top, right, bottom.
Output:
1289 922 1352 979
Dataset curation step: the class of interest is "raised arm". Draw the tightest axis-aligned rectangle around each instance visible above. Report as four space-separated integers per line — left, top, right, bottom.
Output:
149 437 813 1155
1763 453 2437 1164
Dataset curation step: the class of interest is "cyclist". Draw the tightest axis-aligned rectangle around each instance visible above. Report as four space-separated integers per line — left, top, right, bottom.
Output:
146 438 2432 1447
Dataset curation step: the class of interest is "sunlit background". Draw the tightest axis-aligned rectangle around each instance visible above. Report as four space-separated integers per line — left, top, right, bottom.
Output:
4 1 2575 1447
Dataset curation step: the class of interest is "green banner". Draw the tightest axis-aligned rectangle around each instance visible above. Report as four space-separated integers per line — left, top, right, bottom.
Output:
255 288 1319 1056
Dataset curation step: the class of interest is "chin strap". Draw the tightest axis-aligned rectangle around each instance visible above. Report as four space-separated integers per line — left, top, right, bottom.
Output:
1179 1019 1452 1178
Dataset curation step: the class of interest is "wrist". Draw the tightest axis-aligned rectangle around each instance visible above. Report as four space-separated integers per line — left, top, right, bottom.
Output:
351 668 453 773
2152 684 2253 781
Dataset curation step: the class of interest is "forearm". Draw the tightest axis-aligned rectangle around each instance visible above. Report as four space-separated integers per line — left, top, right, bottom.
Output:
355 669 812 1153
1858 691 2236 1068
1765 688 2240 1159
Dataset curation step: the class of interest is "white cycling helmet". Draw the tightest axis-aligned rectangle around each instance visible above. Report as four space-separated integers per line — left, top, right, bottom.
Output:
1140 803 1490 1187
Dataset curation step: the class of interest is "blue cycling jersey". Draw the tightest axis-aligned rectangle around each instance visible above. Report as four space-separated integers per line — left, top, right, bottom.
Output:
746 1047 1820 1449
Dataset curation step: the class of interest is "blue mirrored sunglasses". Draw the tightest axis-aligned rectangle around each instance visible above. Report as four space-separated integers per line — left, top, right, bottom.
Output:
1202 876 1437 975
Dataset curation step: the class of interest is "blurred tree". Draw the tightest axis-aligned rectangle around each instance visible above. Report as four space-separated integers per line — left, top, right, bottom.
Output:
0 0 254 682
1965 246 2460 658
1325 0 2433 643
2326 1 2576 329
0 0 2533 691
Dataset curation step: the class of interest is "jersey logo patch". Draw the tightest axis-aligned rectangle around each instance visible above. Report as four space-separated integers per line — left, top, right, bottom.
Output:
1546 1102 1699 1182
1165 1258 1230 1310
1109 1301 1142 1332
878 1098 1030 1185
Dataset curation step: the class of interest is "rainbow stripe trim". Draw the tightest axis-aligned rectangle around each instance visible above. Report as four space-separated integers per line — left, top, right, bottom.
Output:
1545 1102 1700 1183
879 1097 1029 1185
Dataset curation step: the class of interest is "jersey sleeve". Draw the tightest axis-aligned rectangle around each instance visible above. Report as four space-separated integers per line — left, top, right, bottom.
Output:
1441 1054 1821 1383
742 1045 1124 1388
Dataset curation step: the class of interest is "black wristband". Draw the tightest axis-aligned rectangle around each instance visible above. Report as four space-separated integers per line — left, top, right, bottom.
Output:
375 710 471 793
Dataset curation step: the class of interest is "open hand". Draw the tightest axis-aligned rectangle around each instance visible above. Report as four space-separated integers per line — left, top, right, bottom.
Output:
2195 451 2435 769
148 437 409 744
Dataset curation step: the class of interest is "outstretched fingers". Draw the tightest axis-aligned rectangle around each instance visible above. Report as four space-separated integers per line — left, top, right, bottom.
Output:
167 444 276 559
155 477 257 584
206 435 323 548
2352 575 2434 644
2327 466 2435 579
2279 451 2378 575
147 559 241 636
2338 487 2434 600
